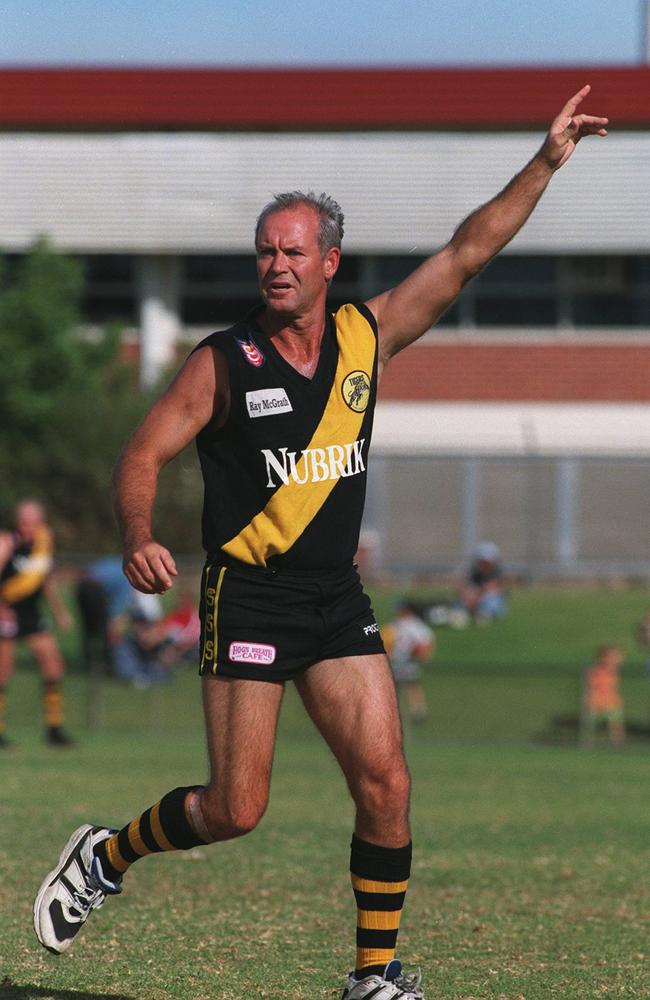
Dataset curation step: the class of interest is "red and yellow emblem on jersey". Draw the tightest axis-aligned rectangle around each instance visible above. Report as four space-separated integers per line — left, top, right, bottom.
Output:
236 337 265 367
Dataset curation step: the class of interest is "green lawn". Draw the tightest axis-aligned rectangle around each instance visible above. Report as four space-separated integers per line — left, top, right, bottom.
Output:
1 584 650 999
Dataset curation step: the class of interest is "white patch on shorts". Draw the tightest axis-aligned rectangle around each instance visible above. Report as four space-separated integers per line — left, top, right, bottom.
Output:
228 641 277 665
245 388 293 419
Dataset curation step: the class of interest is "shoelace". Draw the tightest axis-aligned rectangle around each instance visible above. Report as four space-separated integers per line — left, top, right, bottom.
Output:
71 882 105 914
393 967 423 998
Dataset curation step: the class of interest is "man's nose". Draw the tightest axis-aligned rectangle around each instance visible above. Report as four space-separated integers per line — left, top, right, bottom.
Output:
269 250 288 272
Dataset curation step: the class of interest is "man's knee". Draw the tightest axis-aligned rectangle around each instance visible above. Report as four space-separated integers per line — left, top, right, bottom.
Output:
199 786 269 840
353 757 411 815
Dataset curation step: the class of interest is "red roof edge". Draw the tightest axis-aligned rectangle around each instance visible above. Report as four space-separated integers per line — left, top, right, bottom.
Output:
0 66 648 129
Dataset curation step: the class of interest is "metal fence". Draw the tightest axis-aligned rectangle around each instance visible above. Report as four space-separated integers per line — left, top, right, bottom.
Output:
362 454 650 579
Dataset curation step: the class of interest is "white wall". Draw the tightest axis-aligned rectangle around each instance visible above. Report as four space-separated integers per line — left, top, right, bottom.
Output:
0 131 646 253
372 402 650 457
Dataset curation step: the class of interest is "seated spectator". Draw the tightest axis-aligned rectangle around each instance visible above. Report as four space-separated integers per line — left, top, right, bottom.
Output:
76 556 135 676
112 590 200 688
580 644 625 748
460 541 507 623
156 590 201 667
112 592 167 688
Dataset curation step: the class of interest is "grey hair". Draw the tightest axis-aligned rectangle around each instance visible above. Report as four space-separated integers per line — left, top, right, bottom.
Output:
255 191 344 256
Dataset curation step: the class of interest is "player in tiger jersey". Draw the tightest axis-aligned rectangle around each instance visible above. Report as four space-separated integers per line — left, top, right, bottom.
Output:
0 500 74 747
34 88 608 998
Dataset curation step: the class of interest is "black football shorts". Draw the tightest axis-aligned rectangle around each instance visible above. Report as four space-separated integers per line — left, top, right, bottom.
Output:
0 595 48 639
198 560 385 682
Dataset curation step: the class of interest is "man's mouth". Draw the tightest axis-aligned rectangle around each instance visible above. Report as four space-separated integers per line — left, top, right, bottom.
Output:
267 282 292 293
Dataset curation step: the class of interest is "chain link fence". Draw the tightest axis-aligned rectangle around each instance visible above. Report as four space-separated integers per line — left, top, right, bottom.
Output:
362 454 650 579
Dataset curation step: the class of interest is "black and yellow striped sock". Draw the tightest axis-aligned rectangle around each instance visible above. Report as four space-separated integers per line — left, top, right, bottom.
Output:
350 834 412 979
94 786 209 883
43 680 63 728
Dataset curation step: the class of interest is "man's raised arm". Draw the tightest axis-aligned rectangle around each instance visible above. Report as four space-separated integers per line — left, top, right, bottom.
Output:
112 346 229 594
367 85 608 366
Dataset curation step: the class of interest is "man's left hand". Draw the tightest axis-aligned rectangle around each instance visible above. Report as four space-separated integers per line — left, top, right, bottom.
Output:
540 85 608 172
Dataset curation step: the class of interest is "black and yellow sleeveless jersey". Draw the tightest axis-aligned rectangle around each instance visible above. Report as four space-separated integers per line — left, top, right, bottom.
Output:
0 526 53 606
194 302 378 571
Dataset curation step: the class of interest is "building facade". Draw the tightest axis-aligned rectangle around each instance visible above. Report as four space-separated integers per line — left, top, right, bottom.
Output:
2 67 649 573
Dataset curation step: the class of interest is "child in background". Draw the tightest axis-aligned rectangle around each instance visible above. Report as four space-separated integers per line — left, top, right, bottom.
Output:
580 644 626 748
383 601 435 723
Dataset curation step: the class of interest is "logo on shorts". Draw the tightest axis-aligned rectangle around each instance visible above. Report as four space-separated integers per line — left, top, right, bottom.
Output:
363 622 379 636
235 337 265 367
342 371 371 412
229 641 276 665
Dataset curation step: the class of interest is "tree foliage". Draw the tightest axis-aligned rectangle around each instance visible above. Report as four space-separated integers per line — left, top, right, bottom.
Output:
0 242 203 557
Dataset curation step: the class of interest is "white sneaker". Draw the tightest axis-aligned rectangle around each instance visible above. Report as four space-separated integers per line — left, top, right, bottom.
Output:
342 960 425 999
33 824 121 954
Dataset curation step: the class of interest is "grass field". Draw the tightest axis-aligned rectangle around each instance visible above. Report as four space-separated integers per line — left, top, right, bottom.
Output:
2 584 650 1000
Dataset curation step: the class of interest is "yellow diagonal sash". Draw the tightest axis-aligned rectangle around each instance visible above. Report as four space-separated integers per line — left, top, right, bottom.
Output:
222 305 375 566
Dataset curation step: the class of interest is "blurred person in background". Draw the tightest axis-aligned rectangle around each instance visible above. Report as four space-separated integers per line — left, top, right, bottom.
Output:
76 555 137 677
382 601 435 723
111 590 165 687
459 541 507 623
580 644 626 749
112 590 201 687
155 588 201 667
0 499 74 748
34 87 608 999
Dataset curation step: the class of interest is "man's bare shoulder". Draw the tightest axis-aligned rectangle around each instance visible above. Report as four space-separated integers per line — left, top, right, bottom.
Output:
165 342 230 432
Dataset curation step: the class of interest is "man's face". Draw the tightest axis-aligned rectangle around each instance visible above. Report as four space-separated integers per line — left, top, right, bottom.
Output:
15 502 43 540
256 205 340 318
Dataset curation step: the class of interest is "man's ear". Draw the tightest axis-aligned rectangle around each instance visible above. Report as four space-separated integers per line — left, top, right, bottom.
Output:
324 247 341 281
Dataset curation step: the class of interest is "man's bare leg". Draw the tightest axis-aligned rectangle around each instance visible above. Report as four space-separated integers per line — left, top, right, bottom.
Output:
34 672 286 954
99 673 286 879
295 654 413 982
195 674 285 839
26 631 65 679
295 653 410 844
26 631 71 743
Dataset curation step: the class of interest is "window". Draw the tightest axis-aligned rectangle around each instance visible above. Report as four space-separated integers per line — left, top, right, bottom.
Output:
473 255 557 327
78 255 136 325
474 296 557 326
478 256 556 285
36 250 650 333
181 255 259 325
564 255 650 327
184 255 257 284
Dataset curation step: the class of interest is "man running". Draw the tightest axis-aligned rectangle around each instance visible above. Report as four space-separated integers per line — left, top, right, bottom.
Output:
33 88 607 999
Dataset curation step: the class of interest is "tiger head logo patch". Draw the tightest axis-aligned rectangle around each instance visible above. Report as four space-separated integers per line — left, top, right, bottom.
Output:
342 371 371 413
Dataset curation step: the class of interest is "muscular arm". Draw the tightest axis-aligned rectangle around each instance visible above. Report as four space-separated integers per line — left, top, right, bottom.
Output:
113 345 229 594
0 532 14 575
367 85 608 367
